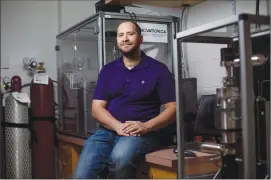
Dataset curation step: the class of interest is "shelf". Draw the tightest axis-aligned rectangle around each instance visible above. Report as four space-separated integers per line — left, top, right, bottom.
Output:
105 0 206 8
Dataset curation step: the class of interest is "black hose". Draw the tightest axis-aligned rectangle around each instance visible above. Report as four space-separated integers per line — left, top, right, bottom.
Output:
21 83 31 89
256 0 260 15
124 11 133 19
131 12 137 21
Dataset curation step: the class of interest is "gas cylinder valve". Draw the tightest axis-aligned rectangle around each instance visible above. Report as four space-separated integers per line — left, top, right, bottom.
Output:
23 57 46 74
1 76 10 91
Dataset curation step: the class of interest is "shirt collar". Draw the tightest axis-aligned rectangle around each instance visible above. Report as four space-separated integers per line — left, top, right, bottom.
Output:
116 51 150 71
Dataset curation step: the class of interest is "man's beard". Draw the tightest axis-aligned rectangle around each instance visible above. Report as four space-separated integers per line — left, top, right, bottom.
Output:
119 45 139 57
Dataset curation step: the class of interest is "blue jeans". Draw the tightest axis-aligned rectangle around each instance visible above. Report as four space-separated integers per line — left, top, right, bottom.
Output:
72 126 163 179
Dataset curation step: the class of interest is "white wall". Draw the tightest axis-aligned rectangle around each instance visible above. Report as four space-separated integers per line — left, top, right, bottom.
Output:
1 0 58 98
58 1 97 33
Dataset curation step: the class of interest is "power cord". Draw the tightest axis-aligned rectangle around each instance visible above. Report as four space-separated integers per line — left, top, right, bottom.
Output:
256 0 261 30
122 10 137 21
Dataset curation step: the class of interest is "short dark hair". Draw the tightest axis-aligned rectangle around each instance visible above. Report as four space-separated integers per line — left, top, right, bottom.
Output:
117 21 142 36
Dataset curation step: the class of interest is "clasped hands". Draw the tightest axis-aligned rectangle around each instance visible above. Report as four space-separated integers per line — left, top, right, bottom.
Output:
115 121 149 136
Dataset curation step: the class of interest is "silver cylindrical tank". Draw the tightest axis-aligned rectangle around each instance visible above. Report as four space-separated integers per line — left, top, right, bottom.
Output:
200 143 223 154
4 94 31 179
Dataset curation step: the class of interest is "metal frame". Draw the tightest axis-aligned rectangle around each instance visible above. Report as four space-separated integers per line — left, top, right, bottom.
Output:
0 1 4 177
270 2 271 177
173 13 270 179
56 11 178 136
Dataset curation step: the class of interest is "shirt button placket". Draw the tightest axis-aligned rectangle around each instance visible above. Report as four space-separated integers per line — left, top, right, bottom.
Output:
125 71 132 95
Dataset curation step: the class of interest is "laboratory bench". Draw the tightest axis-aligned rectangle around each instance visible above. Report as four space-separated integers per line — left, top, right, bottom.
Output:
57 133 220 179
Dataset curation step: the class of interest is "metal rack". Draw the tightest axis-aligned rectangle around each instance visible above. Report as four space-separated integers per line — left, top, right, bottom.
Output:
172 13 270 179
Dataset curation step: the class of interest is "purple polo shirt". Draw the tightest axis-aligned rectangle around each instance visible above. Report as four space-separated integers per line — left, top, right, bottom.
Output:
93 52 176 123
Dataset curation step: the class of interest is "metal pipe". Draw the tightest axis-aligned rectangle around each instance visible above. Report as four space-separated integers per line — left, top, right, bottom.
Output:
238 18 256 178
266 101 270 177
173 38 185 179
169 18 179 73
269 3 271 178
233 54 267 67
102 15 106 66
200 143 223 154
97 15 104 72
0 0 3 177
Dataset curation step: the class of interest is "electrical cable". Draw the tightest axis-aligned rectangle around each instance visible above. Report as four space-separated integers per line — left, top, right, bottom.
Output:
256 0 261 29
131 12 137 21
124 11 133 19
146 10 155 15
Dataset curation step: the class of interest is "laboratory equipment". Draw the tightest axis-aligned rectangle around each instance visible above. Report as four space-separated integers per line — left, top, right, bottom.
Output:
173 13 270 179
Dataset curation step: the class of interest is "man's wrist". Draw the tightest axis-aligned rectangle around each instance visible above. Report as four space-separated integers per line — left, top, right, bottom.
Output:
112 120 121 131
144 121 153 133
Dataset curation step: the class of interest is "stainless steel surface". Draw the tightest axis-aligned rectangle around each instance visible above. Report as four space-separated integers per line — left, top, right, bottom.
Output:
4 95 31 179
220 98 239 110
173 38 185 179
233 54 266 67
220 111 240 130
217 84 241 131
238 18 256 178
200 143 223 154
221 132 237 144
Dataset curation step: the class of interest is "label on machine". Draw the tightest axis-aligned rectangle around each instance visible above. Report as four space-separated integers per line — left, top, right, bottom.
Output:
34 73 49 85
137 22 168 43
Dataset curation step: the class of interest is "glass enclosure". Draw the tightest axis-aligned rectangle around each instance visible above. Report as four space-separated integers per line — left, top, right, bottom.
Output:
56 12 178 138
56 18 99 137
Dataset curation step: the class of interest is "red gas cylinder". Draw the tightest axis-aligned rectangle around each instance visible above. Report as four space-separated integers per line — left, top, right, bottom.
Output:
11 76 22 92
30 77 56 178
